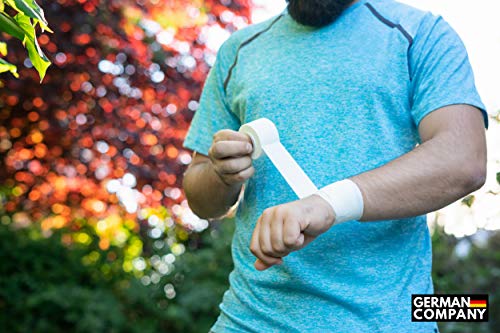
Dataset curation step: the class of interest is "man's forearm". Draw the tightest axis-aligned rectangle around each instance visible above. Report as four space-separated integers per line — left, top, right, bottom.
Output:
350 130 486 222
183 161 242 219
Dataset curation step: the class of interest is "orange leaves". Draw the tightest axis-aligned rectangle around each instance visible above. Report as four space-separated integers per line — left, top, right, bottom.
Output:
74 33 91 45
0 0 252 255
6 95 19 106
28 130 43 144
41 215 68 231
28 159 43 174
140 133 158 146
27 111 39 122
18 148 34 160
166 145 178 159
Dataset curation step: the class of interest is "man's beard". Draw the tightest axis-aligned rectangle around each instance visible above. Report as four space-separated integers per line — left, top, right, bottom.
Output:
286 0 355 27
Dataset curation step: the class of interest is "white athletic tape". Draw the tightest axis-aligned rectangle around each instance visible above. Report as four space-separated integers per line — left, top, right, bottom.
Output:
315 179 364 223
239 118 318 199
239 118 364 224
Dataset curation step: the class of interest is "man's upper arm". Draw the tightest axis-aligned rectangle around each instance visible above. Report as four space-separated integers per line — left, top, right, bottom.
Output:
417 104 487 192
409 14 488 134
418 104 486 144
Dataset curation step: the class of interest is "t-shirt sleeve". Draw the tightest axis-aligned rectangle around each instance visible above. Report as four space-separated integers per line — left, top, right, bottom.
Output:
182 41 241 156
409 14 489 129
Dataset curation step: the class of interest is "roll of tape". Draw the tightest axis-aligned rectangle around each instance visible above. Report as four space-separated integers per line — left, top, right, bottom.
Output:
239 118 318 199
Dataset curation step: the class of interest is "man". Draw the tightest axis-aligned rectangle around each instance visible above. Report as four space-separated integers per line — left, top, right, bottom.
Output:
182 0 488 331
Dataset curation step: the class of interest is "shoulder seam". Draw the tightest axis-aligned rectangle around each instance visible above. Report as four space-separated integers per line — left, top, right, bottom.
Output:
223 14 284 93
364 2 413 46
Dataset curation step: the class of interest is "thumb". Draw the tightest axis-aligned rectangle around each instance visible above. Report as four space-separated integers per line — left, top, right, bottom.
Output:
291 233 315 251
254 258 282 271
292 233 305 249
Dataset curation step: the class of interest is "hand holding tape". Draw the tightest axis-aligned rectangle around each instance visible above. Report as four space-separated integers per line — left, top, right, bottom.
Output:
239 118 318 199
238 118 364 224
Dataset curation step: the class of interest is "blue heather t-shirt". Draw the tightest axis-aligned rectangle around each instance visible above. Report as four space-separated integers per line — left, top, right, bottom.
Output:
183 0 488 332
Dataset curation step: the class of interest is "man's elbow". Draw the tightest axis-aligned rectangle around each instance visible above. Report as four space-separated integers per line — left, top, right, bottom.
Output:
186 199 226 220
459 161 487 194
183 177 222 220
183 177 206 219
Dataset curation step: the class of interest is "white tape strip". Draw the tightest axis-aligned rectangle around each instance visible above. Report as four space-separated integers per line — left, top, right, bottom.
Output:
239 118 318 199
315 179 364 224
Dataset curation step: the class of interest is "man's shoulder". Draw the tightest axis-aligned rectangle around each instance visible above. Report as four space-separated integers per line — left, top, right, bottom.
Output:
217 15 283 61
364 0 439 41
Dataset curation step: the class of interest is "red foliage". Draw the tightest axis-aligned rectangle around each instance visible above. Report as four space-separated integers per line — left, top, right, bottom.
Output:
0 0 251 231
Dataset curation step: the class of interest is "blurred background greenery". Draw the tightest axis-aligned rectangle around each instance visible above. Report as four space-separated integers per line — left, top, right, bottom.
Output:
0 0 498 332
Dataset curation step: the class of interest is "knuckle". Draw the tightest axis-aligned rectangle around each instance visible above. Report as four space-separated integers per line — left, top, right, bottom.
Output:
212 142 222 156
212 162 223 174
271 242 284 254
283 235 296 248
261 247 272 256
223 159 235 172
262 208 273 219
242 156 252 168
249 244 259 255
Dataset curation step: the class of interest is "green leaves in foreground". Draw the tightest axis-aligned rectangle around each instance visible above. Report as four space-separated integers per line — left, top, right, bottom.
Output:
0 40 18 77
0 58 19 77
7 0 52 32
0 0 52 82
14 12 51 81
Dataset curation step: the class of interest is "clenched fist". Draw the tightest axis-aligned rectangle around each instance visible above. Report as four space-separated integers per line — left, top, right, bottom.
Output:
250 194 336 271
209 129 255 186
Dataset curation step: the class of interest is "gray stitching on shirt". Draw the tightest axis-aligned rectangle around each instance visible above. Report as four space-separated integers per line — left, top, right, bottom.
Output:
223 14 284 93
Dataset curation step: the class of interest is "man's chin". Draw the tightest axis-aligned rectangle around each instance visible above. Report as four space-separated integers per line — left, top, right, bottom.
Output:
286 0 354 27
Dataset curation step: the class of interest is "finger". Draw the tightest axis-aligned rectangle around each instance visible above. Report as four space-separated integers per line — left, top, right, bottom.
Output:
270 212 287 256
210 141 252 159
250 217 282 268
223 165 255 184
215 156 252 174
259 213 275 257
254 257 282 271
283 217 304 251
250 216 263 261
259 211 284 262
214 130 252 143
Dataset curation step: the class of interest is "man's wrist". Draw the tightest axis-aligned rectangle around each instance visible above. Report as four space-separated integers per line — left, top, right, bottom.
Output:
310 194 336 228
315 179 364 225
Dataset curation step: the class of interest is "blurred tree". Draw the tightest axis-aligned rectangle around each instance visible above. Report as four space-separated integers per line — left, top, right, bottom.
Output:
0 0 250 268
432 227 499 333
0 0 250 331
0 218 234 332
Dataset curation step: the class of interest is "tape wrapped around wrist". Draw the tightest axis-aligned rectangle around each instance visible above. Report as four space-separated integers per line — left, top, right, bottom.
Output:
238 118 364 224
315 179 364 224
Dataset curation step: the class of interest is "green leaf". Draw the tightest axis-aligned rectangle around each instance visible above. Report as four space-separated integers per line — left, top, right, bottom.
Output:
0 12 25 40
461 195 475 208
14 12 50 82
0 42 7 56
5 0 52 32
0 58 19 78
33 17 53 33
497 172 500 185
